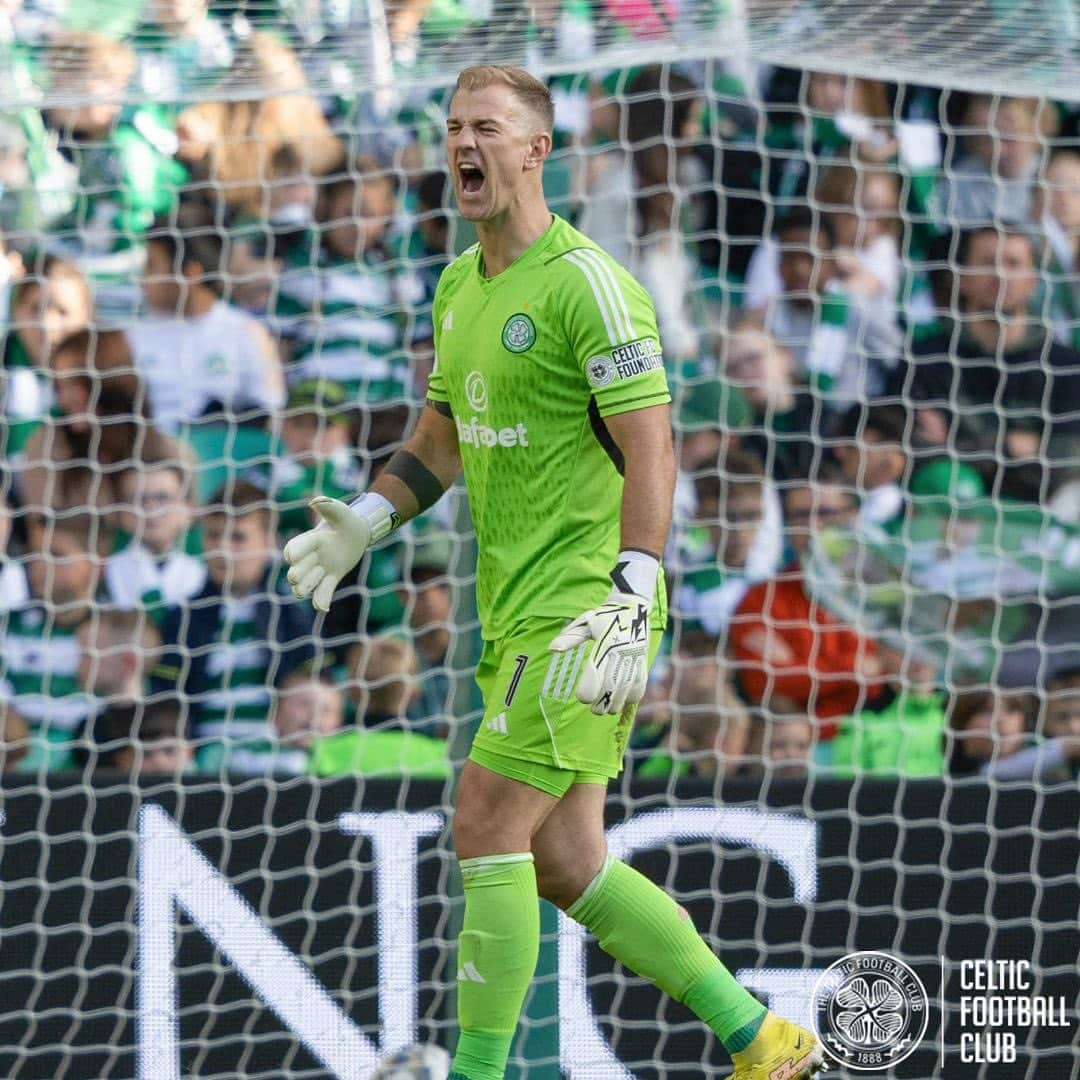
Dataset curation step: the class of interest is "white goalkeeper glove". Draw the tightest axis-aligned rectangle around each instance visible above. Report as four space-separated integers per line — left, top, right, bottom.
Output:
549 551 658 715
283 493 398 612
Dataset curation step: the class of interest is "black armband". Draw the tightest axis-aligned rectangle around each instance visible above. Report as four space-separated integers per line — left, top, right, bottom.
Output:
427 398 453 418
383 450 447 513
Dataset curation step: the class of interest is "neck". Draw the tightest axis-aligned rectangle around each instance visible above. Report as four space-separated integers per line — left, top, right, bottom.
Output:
475 197 552 277
965 313 1030 352
184 288 217 317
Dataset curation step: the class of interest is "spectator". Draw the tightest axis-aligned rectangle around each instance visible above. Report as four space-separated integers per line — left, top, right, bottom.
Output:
1036 148 1080 349
0 524 98 770
78 609 160 706
263 378 363 539
149 480 318 773
754 206 900 409
43 31 186 318
1035 666 1080 780
101 699 193 775
831 649 946 776
578 66 704 362
133 0 238 108
757 713 814 779
636 658 750 779
407 170 452 396
4 255 93 457
105 448 205 618
673 447 777 646
396 528 454 735
0 703 29 772
19 327 172 554
729 464 884 739
897 225 1080 480
175 32 343 219
947 688 1032 775
720 318 816 481
128 202 285 434
931 95 1050 227
270 669 346 774
311 635 451 777
832 403 909 527
276 156 421 402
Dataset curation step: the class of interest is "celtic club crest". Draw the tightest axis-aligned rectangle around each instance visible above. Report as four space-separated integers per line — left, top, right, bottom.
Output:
501 313 536 353
812 951 929 1071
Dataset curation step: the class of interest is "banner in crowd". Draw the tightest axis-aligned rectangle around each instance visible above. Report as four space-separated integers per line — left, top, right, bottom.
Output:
0 775 1076 1078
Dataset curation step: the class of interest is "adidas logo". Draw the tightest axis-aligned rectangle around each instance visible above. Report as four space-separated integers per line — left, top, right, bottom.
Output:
457 962 486 983
485 712 508 735
442 310 454 331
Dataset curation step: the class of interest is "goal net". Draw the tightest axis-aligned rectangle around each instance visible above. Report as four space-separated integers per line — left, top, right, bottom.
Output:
0 2 1078 1077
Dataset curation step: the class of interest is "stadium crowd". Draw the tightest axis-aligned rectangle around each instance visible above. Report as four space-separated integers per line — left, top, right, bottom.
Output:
1 0 1079 785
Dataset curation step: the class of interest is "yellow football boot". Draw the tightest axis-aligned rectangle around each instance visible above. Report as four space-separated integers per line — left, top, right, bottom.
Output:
730 1012 827 1080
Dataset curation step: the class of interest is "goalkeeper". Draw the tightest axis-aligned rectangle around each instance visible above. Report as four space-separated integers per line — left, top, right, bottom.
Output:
284 65 823 1080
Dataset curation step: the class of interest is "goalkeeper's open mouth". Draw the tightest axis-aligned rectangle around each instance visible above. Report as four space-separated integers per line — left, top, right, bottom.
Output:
458 161 486 195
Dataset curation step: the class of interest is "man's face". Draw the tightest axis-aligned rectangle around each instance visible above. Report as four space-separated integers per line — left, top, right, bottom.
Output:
322 181 393 260
282 412 348 460
142 240 183 314
446 84 546 223
202 512 273 594
120 469 191 556
778 226 831 304
1045 155 1080 232
712 487 762 571
960 231 1036 318
783 485 856 558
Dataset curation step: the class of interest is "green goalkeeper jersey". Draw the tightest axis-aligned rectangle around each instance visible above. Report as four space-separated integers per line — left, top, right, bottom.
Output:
427 215 670 640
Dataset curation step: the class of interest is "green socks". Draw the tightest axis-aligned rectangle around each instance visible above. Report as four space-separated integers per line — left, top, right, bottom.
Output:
567 855 767 1054
451 853 539 1080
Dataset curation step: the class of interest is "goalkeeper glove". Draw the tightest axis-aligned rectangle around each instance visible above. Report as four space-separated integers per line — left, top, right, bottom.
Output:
549 551 658 715
283 493 398 612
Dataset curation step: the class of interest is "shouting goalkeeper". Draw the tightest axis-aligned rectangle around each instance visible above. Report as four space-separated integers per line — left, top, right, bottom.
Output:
284 64 824 1080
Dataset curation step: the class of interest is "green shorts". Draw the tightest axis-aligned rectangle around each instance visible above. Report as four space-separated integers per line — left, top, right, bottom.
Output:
470 612 665 798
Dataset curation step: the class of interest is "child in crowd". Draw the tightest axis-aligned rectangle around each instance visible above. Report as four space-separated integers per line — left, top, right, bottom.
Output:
0 704 30 772
276 155 423 402
947 689 1033 775
100 699 193 776
0 524 99 770
106 449 205 618
312 635 450 778
636 658 750 780
128 201 285 434
757 713 815 780
78 609 160 707
149 480 317 773
3 256 92 457
270 669 346 774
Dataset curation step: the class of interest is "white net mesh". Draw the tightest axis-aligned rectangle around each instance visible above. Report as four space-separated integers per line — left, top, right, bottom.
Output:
1 4 1079 1078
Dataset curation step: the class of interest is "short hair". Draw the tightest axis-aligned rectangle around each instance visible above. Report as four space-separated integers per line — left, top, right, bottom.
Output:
834 402 910 445
774 205 835 248
148 201 226 294
694 446 765 505
12 255 91 315
51 328 141 415
101 699 188 748
783 459 851 496
957 223 1036 267
204 479 273 528
454 65 554 133
318 154 395 220
949 689 1031 732
348 635 418 716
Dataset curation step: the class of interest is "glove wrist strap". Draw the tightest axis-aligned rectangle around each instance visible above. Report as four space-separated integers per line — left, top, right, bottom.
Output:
347 492 400 543
610 549 659 605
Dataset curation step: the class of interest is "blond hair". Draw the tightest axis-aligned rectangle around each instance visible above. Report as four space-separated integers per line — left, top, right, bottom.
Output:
348 635 419 716
454 65 554 132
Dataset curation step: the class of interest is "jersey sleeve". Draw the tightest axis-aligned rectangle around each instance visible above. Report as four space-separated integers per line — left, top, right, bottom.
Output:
560 248 671 418
425 278 451 408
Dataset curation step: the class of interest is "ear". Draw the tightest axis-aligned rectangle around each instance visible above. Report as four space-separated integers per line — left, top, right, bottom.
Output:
523 131 552 173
